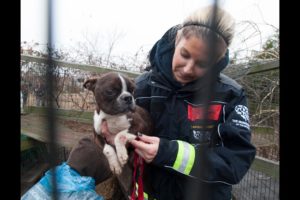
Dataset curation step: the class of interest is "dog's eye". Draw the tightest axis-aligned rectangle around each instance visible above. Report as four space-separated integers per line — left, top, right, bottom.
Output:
105 89 116 96
128 85 135 94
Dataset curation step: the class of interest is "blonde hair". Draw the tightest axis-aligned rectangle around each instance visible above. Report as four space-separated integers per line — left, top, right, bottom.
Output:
179 5 235 47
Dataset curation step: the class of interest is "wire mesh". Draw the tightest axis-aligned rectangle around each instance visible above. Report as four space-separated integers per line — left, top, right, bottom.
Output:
224 63 279 199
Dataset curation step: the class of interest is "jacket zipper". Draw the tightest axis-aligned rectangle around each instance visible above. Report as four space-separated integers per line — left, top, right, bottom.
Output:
148 80 172 92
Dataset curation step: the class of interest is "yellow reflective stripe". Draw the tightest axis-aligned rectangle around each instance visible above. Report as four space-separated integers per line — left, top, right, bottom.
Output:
144 191 157 200
173 141 184 170
144 192 148 199
172 140 195 175
135 183 152 200
184 143 195 174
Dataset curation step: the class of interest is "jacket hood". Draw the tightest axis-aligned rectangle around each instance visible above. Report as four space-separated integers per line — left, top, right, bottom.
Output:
148 25 230 92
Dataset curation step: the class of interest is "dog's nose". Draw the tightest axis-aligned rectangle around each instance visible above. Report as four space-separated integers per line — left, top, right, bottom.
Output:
121 95 133 104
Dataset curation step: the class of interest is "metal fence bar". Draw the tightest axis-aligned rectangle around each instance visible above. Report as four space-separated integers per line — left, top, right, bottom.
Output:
46 0 58 199
21 54 140 78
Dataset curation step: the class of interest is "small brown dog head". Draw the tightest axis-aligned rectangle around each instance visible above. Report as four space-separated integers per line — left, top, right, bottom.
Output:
84 72 136 115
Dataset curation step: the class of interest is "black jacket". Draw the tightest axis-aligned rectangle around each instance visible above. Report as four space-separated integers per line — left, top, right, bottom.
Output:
134 25 256 200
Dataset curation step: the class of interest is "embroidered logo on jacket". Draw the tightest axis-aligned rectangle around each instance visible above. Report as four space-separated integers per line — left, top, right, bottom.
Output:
234 105 249 122
232 105 250 130
193 130 211 142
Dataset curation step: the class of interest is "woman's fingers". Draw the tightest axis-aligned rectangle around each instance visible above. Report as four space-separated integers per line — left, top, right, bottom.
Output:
130 139 148 151
130 135 160 163
137 134 160 143
134 148 153 163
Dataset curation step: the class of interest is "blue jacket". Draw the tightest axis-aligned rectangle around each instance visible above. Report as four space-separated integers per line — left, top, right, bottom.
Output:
134 25 256 200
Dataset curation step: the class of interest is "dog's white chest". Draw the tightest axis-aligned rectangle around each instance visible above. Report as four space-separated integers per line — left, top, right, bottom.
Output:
106 115 130 134
93 110 130 135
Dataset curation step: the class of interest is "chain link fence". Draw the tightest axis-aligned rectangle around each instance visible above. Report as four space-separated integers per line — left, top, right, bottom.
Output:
224 60 279 199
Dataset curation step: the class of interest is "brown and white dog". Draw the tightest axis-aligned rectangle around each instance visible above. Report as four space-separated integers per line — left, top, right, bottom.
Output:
83 72 152 175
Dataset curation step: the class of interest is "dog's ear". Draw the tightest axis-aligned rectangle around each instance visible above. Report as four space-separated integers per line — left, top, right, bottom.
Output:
83 77 97 91
126 77 136 93
130 78 136 89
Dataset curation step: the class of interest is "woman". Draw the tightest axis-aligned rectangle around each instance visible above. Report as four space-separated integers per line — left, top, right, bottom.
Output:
127 5 256 200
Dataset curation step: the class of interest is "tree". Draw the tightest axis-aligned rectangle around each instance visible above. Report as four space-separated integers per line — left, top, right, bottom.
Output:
251 30 279 60
105 28 125 67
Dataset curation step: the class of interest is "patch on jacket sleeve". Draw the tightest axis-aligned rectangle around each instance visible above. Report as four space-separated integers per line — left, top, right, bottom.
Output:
231 105 250 130
234 105 249 122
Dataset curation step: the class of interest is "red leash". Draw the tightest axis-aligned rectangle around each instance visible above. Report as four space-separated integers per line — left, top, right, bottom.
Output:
131 152 144 200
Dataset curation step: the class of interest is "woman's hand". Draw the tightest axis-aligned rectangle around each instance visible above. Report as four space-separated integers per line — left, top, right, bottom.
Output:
100 120 116 145
130 134 160 163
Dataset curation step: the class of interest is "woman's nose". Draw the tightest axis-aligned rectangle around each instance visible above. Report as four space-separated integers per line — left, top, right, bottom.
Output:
183 61 194 75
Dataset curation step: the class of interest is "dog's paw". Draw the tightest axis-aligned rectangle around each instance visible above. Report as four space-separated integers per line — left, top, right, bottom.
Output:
103 144 122 175
110 162 122 175
126 134 137 141
103 145 113 157
117 150 128 166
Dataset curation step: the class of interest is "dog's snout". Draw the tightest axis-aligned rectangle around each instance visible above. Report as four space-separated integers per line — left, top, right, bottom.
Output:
121 95 133 104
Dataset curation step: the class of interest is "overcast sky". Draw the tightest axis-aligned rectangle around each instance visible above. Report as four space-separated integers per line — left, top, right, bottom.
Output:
21 0 279 58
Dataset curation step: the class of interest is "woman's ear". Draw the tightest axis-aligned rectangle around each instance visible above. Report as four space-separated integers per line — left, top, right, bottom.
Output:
214 49 229 71
215 38 228 62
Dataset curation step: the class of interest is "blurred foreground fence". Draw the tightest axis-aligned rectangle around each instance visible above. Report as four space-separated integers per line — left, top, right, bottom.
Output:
20 54 279 199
